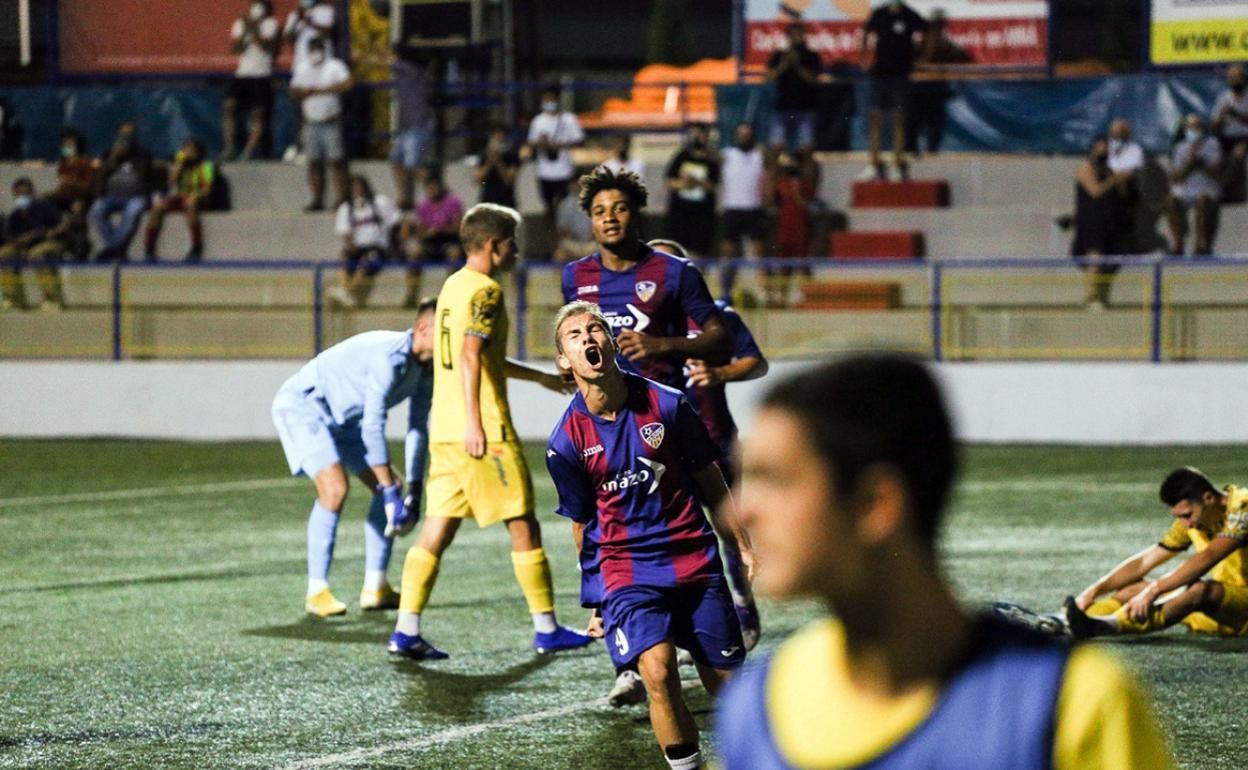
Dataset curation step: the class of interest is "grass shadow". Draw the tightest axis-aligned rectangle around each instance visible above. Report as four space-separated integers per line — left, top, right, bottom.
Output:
1109 634 1248 653
394 655 556 721
241 613 397 645
0 721 227 750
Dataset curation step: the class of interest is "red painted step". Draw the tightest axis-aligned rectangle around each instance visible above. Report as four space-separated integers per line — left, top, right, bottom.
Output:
828 231 924 260
852 180 951 208
798 281 902 310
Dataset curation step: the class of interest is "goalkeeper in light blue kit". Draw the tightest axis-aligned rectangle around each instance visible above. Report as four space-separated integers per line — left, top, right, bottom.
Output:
272 299 436 617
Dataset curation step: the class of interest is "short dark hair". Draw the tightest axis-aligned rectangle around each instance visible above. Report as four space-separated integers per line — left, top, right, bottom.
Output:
1159 467 1219 506
459 202 521 253
578 165 649 214
60 128 86 154
760 353 959 550
12 177 33 192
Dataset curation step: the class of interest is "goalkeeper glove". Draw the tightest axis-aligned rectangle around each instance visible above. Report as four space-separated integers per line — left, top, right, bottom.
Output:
378 483 415 537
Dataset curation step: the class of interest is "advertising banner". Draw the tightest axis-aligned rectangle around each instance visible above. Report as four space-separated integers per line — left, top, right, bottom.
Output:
57 0 301 75
1151 0 1248 66
744 0 1048 70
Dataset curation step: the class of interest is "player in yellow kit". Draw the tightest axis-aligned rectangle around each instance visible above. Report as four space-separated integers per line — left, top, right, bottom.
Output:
387 202 594 660
1066 466 1248 639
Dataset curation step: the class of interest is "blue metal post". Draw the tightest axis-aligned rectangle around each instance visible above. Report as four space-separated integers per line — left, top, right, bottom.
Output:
1151 260 1163 363
313 263 324 355
930 263 943 362
111 264 122 361
515 263 529 360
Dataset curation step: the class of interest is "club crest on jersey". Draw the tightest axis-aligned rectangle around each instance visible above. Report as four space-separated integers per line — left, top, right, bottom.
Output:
640 422 665 449
635 281 656 302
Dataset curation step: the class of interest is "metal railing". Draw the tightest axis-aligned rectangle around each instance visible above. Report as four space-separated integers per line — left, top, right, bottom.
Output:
4 255 1248 362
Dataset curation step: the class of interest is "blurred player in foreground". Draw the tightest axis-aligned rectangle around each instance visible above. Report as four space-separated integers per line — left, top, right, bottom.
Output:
388 203 591 660
716 354 1175 770
271 299 435 617
547 300 754 770
1065 467 1248 640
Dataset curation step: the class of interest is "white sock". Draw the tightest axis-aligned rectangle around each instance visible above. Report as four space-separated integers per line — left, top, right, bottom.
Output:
363 570 387 590
665 749 701 770
396 611 421 636
532 611 558 634
307 578 330 597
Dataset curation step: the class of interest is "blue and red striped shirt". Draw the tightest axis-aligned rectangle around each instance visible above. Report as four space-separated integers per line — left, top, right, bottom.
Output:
561 244 722 390
546 373 723 605
684 300 765 458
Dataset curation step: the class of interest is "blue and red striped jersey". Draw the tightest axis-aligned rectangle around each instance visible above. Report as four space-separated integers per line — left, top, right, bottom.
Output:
561 244 722 390
546 373 723 604
685 300 765 456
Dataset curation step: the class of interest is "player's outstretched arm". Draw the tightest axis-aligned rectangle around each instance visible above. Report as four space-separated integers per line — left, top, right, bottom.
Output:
504 358 575 394
695 463 755 584
1074 544 1176 611
617 315 733 363
1125 536 1240 621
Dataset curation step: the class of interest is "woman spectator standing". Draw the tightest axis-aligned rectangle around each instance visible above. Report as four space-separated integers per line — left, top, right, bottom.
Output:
768 150 815 308
1071 137 1129 310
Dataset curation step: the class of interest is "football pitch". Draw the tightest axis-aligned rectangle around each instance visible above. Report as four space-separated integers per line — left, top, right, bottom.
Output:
2 440 1246 769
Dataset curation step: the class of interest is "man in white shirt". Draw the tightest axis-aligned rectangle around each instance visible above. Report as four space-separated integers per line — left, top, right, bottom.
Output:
223 1 279 160
527 83 585 222
291 37 353 212
1107 119 1145 254
1213 64 1248 203
332 175 400 308
283 0 337 162
1166 114 1222 256
719 122 767 264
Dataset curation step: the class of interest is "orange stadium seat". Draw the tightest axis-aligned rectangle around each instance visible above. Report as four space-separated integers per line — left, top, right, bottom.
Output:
578 59 737 129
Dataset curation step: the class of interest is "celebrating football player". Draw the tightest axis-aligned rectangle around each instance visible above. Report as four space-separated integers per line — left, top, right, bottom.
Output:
547 300 754 770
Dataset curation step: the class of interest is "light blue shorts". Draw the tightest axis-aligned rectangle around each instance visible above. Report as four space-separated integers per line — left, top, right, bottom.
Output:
303 121 345 162
389 126 432 168
271 387 367 477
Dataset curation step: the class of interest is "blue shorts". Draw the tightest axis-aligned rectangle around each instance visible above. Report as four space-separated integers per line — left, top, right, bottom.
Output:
602 579 745 670
271 387 368 477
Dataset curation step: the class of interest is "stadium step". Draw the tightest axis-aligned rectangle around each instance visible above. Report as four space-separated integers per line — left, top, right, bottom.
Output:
828 231 924 260
851 180 951 208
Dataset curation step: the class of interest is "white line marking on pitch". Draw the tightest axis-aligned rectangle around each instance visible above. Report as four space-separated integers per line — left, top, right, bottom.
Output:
282 677 705 769
0 478 301 508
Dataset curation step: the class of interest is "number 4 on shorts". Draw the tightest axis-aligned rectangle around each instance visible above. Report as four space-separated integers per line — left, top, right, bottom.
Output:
614 627 630 656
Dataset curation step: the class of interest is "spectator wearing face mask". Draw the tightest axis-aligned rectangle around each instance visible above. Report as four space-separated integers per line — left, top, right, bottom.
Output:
1212 63 1248 203
223 1 280 161
143 138 216 262
283 0 338 162
0 178 71 311
49 129 98 210
1072 138 1130 310
290 36 354 212
330 174 400 309
1166 114 1223 257
1106 119 1145 255
664 123 720 261
527 83 585 224
89 122 154 261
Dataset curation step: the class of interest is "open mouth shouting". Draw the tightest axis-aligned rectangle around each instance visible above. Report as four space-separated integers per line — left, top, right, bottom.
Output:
584 345 604 369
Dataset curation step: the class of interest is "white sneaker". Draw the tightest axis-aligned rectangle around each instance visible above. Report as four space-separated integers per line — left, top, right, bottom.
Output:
282 144 300 163
856 164 882 181
607 670 647 708
326 286 356 309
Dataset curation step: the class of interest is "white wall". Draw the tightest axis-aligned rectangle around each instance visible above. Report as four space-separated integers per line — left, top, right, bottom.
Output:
3 360 1245 444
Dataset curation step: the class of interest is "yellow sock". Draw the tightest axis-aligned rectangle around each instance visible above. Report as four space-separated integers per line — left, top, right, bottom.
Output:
511 548 555 614
398 547 440 614
1112 605 1167 634
1087 598 1123 617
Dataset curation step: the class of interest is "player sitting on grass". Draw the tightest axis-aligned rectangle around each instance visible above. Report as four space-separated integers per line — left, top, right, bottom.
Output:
271 300 435 617
1066 466 1248 640
716 354 1176 770
388 203 591 661
546 300 755 770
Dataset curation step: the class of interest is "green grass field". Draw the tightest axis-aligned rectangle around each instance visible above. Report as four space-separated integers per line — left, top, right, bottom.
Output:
2 440 1246 769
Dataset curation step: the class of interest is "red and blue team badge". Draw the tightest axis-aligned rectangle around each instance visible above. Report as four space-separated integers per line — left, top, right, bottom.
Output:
640 421 665 449
635 281 656 302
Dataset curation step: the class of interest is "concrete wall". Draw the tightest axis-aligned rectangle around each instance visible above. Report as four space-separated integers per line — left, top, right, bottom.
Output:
3 360 1246 445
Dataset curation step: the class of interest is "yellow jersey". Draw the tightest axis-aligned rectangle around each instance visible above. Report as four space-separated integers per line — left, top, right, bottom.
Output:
1158 484 1248 586
429 267 515 443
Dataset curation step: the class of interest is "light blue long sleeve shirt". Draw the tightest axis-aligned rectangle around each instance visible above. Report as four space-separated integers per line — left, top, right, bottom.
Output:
285 329 432 476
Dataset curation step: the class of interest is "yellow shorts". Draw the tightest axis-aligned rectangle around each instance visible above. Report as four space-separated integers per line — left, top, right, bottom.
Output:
1181 583 1248 637
425 440 534 527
